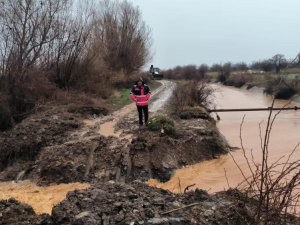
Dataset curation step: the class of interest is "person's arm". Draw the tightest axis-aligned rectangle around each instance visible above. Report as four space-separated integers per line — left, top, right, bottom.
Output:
130 86 137 101
146 86 151 100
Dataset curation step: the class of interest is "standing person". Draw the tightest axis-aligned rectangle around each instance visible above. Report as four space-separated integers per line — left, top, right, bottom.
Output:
130 78 151 126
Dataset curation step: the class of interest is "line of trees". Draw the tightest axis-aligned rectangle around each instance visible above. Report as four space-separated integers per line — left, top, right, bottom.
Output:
0 0 152 131
163 53 299 80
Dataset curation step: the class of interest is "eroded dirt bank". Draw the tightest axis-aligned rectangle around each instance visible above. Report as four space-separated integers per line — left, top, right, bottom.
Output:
0 80 297 224
0 81 226 185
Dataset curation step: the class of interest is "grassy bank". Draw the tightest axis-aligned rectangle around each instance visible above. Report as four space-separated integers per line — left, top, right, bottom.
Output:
208 69 300 99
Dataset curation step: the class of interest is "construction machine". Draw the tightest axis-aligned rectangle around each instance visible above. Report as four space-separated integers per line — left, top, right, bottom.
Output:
149 65 163 79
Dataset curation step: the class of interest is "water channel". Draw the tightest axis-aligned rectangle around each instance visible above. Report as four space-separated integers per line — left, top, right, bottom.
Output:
150 85 300 194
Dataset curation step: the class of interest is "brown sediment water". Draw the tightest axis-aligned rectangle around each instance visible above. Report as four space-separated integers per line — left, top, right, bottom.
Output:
0 181 89 214
149 85 300 196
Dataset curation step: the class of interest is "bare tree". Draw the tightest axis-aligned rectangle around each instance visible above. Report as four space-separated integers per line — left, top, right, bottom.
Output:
210 63 222 72
198 64 209 78
272 54 287 74
0 0 69 81
232 62 248 71
94 0 152 74
45 0 95 89
251 60 274 72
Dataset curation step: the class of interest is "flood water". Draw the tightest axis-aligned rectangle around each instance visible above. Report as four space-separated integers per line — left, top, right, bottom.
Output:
149 85 300 195
0 181 89 214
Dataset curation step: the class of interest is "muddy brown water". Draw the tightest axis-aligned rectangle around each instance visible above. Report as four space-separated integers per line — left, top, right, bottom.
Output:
149 85 300 196
0 181 89 214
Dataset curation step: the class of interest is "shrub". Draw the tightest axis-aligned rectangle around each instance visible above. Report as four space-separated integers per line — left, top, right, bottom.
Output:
171 80 214 117
274 87 297 99
263 76 299 99
147 115 175 135
179 106 211 120
224 74 253 88
111 71 151 89
0 70 57 131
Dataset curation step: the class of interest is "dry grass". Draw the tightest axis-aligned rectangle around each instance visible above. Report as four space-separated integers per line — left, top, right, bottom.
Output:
171 80 215 116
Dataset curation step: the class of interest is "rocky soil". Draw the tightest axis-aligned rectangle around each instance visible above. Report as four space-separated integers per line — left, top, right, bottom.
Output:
0 198 51 225
2 182 299 225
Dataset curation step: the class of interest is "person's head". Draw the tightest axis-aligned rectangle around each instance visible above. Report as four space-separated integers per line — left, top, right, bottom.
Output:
137 80 143 86
136 77 144 86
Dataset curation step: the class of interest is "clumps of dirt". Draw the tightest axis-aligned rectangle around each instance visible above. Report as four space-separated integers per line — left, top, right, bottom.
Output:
29 135 127 185
126 117 229 182
29 137 105 185
49 181 255 225
2 183 299 225
0 107 81 181
0 198 51 225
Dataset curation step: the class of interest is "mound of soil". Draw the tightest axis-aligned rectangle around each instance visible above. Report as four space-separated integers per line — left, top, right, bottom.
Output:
29 135 127 185
50 182 254 225
0 198 51 225
1 183 298 225
0 107 81 181
0 98 228 189
126 118 229 182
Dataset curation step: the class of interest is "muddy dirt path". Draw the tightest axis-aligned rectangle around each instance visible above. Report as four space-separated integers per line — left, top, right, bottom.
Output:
84 80 176 138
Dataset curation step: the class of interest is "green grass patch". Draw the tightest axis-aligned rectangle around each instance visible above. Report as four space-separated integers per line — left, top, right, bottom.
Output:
110 89 132 108
147 114 176 136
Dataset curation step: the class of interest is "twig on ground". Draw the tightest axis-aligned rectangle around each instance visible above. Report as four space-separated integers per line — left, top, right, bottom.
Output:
184 184 196 194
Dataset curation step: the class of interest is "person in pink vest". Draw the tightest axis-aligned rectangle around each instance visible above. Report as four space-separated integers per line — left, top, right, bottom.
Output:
130 78 151 125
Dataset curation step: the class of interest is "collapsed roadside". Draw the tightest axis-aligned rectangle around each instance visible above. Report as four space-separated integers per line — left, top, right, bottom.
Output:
0 80 299 225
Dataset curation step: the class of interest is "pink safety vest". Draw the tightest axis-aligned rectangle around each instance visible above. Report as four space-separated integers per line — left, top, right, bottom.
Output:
130 85 151 106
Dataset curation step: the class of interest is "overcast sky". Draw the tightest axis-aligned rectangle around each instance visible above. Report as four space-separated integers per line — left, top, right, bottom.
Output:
131 0 300 69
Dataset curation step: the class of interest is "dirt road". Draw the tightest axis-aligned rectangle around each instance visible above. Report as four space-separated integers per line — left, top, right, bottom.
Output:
85 80 176 138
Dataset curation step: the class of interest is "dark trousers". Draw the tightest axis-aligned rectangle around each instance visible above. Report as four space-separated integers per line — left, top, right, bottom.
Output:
137 105 148 125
